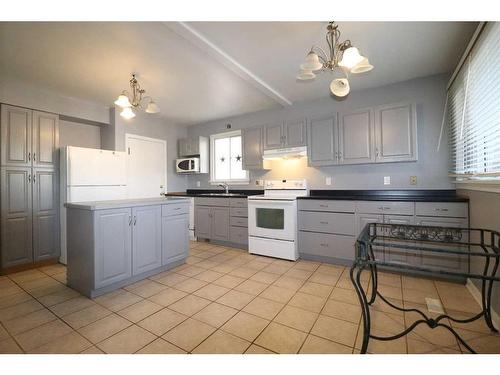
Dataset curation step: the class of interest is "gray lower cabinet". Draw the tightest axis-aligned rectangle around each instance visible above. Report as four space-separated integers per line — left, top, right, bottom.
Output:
67 200 190 297
162 215 189 264
356 213 384 261
242 126 264 170
0 167 33 267
307 115 338 167
132 205 162 275
195 197 248 246
383 214 416 265
33 168 59 261
95 208 133 289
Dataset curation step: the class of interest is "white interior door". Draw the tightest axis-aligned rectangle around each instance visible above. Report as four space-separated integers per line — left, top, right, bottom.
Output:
125 134 167 199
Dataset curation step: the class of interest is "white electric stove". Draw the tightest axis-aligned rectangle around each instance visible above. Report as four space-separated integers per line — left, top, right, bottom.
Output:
247 179 308 261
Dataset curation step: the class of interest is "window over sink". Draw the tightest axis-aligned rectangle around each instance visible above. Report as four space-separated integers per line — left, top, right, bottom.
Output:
210 130 249 184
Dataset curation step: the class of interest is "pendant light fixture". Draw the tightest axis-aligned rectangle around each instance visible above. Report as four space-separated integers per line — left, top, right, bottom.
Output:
297 22 374 98
114 74 160 119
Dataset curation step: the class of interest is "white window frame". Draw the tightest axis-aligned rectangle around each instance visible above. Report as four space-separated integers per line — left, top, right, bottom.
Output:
209 130 249 185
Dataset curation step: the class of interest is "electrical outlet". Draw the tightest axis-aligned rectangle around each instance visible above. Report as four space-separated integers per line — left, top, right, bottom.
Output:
410 176 417 185
196 181 201 187
384 176 391 185
255 179 264 186
325 177 332 186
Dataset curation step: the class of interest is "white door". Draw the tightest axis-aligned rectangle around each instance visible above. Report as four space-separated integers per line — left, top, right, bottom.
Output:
125 134 167 199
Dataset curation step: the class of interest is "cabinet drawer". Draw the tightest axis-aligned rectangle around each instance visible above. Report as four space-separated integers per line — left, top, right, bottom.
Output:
194 197 230 207
230 216 248 227
230 207 248 217
299 231 356 261
415 202 468 218
230 226 248 245
356 201 414 215
230 198 248 208
298 200 356 213
162 203 189 217
299 211 355 235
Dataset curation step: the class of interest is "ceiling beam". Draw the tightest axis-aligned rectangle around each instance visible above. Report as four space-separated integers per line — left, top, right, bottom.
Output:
164 22 293 107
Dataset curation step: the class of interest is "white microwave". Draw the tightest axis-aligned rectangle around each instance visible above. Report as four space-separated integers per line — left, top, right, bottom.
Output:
176 157 200 173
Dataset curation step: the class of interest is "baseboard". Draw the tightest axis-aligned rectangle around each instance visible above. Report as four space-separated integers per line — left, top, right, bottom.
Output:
466 278 500 330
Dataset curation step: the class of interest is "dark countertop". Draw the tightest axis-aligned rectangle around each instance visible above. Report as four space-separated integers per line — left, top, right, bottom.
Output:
298 190 469 202
166 189 263 198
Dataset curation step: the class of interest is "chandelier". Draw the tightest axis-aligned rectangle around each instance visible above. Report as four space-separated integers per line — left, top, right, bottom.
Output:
297 22 373 98
114 74 160 119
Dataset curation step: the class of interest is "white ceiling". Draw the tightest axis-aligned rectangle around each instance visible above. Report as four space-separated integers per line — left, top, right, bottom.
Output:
0 22 477 125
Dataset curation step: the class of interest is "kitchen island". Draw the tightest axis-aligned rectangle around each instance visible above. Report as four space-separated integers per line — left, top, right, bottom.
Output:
65 197 190 298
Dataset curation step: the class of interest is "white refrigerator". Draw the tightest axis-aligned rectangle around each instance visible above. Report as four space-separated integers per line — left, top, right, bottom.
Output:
60 146 128 264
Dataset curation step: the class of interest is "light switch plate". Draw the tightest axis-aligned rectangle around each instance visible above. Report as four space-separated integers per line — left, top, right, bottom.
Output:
410 176 417 185
196 181 201 187
325 177 332 186
384 176 391 185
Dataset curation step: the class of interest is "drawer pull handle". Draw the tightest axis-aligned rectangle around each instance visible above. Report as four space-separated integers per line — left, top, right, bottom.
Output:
383 207 390 210
174 207 181 210
435 208 449 212
320 243 329 247
319 204 328 208
320 221 329 225
378 206 384 210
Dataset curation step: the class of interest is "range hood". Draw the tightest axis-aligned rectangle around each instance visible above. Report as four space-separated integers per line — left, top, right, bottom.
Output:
262 146 307 160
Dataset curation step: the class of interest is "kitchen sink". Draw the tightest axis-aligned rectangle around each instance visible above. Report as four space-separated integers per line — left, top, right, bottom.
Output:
198 193 246 197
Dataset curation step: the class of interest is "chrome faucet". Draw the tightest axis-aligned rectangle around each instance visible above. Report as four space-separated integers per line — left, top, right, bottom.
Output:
218 182 229 194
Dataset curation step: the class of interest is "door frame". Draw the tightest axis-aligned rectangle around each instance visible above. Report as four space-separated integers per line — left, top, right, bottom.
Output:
125 133 167 194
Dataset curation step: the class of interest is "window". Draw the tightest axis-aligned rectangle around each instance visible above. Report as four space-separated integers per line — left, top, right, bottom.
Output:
448 22 500 184
210 130 249 184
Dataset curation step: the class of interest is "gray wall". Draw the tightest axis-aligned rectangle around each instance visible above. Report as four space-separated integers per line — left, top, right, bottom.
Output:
457 189 500 315
186 74 452 190
102 107 188 193
59 120 102 149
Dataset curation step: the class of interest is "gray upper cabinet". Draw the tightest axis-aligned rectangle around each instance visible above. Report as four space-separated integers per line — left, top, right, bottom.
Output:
242 126 264 170
0 167 33 267
264 120 307 150
94 208 132 289
285 119 307 147
1 105 32 167
307 115 338 167
132 205 162 275
375 102 417 163
33 111 59 168
338 108 375 165
264 122 284 150
178 138 198 156
33 169 59 261
162 214 189 264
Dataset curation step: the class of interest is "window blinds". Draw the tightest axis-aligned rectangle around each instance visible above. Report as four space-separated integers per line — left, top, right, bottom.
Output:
448 22 500 179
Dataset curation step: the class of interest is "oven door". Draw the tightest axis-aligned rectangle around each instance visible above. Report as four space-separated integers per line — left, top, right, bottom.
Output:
248 199 296 241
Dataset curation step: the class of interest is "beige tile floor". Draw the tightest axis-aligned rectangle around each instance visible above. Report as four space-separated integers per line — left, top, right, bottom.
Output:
0 241 499 354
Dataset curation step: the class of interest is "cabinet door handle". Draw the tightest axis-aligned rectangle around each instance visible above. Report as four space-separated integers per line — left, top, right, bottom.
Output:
339 151 343 159
33 174 36 184
28 152 31 162
375 147 379 157
128 216 132 226
28 174 31 183
133 216 137 225
33 153 36 162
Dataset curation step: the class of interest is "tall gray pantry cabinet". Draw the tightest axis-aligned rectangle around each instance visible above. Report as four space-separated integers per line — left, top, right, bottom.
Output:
0 104 60 271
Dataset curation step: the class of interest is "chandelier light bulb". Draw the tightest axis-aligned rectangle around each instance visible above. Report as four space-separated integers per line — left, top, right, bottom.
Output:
114 94 132 108
296 70 316 80
350 58 374 74
145 100 160 114
339 47 365 70
120 107 136 119
330 78 350 97
300 51 323 71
